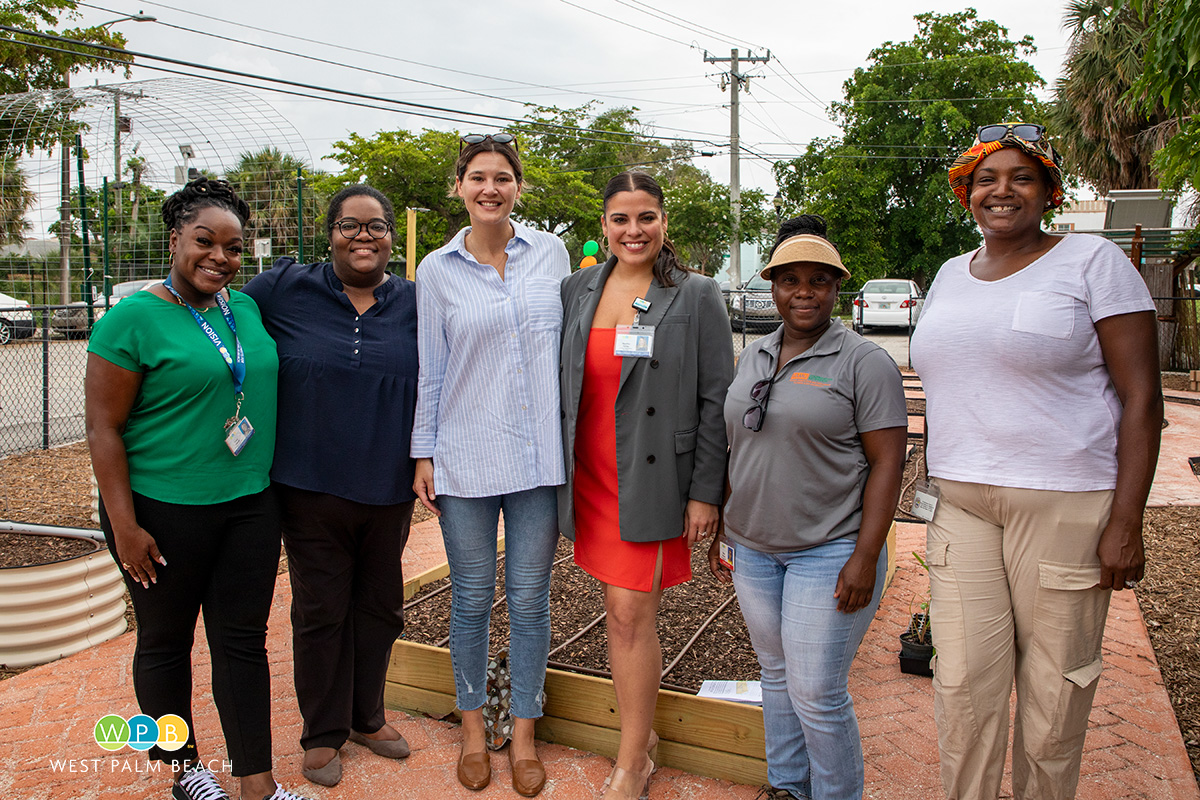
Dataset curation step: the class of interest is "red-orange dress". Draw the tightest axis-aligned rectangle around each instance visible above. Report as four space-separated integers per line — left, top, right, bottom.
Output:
572 328 692 592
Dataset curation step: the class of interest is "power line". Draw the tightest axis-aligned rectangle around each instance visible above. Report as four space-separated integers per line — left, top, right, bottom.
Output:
553 0 695 49
622 0 765 52
0 25 724 150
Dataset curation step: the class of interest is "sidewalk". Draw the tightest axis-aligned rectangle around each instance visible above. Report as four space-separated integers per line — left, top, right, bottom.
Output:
2 391 1198 799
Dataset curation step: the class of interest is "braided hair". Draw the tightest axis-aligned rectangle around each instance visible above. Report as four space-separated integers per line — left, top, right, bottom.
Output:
769 214 833 258
602 171 695 288
161 177 251 232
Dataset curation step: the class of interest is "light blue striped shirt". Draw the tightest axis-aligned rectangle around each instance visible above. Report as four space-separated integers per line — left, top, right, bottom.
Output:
412 220 570 497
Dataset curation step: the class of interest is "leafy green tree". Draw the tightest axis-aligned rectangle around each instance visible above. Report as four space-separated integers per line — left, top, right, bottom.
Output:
320 128 462 265
772 9 1044 287
0 1 133 156
1127 0 1200 220
662 176 772 276
1049 0 1169 193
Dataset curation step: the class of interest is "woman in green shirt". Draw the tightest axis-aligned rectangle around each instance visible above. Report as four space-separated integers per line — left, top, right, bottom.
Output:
86 178 309 800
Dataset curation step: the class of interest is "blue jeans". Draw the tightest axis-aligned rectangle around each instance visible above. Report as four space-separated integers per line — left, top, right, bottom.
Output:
438 486 559 719
731 537 886 800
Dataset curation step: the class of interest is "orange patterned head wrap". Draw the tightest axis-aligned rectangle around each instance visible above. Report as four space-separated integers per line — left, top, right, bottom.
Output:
948 126 1065 210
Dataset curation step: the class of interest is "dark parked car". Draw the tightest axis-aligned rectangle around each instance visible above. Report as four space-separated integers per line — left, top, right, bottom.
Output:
727 273 781 331
51 279 159 339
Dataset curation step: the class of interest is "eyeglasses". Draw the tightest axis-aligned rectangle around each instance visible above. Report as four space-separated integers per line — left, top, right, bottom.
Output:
977 123 1045 144
334 219 392 239
743 378 774 432
459 132 518 153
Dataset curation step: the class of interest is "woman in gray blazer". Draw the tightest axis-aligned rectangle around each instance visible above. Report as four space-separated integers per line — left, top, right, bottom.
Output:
559 171 734 800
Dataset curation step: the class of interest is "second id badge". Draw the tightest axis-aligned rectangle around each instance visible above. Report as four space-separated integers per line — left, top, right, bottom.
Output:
718 540 735 572
911 479 940 522
614 324 655 357
224 416 255 456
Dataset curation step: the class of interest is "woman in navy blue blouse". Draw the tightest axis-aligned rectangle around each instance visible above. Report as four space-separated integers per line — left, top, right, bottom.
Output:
243 185 419 788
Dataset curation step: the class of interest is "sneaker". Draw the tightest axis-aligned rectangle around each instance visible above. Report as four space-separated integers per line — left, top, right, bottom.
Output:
172 764 229 800
754 786 803 800
259 783 314 800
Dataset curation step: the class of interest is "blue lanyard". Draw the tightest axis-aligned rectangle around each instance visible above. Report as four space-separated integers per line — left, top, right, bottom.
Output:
162 275 246 395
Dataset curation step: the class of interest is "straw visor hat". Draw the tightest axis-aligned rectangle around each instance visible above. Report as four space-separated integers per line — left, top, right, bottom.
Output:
760 234 850 280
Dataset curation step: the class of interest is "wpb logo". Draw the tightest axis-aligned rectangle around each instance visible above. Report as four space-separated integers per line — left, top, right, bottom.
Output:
94 714 189 752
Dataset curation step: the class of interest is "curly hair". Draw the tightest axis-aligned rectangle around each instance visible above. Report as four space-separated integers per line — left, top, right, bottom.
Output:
161 177 251 231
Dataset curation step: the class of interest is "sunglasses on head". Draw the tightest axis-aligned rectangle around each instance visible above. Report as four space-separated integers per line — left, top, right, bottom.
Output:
743 377 774 432
459 132 518 153
977 123 1045 144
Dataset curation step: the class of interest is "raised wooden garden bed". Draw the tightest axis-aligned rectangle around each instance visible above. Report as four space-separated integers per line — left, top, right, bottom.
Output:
385 523 897 785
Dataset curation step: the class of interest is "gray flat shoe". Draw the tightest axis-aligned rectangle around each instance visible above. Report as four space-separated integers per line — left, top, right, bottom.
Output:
349 729 411 759
300 751 342 787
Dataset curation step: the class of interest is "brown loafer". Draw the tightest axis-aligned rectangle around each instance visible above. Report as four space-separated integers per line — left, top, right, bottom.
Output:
457 749 491 791
509 749 546 797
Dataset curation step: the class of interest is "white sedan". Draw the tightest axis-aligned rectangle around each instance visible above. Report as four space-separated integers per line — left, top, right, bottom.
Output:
0 291 35 344
853 279 923 330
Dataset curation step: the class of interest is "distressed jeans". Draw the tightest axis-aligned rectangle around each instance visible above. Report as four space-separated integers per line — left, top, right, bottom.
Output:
438 486 559 719
731 536 886 800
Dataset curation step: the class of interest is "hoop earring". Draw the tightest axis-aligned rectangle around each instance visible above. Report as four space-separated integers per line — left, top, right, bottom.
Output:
601 235 610 253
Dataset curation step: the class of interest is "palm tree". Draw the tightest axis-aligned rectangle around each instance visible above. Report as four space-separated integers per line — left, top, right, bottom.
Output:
1049 0 1170 193
227 147 324 261
0 155 34 246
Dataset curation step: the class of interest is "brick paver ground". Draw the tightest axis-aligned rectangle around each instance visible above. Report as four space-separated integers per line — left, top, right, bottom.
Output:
2 391 1197 799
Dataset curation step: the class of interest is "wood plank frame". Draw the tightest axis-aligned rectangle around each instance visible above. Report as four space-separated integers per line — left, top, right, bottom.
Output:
386 523 898 785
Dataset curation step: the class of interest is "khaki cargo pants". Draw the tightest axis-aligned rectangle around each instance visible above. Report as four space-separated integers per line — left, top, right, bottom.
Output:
925 478 1114 800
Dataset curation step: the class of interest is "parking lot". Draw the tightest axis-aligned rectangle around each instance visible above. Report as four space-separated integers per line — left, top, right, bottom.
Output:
0 337 89 456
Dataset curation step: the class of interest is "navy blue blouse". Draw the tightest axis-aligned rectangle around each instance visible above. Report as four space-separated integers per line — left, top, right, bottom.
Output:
243 258 418 505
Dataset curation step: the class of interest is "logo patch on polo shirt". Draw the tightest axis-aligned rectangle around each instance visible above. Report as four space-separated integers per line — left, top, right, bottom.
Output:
790 371 832 387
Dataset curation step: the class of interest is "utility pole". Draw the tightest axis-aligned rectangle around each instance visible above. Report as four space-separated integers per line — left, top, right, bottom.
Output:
704 48 770 288
91 86 144 217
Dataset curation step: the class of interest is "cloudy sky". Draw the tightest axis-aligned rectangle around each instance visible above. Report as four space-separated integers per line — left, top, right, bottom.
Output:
67 0 1076 194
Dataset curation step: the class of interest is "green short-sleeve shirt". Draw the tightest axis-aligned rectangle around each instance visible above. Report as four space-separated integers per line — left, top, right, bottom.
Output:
88 289 278 505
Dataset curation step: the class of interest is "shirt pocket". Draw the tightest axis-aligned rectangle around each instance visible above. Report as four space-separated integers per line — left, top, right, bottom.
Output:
523 275 564 332
1011 291 1075 339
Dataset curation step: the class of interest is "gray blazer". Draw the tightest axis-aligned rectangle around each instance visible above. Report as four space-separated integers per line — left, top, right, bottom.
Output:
558 259 735 543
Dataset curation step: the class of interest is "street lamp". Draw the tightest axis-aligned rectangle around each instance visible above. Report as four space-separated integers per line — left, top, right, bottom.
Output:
98 12 157 28
773 192 784 221
406 207 430 280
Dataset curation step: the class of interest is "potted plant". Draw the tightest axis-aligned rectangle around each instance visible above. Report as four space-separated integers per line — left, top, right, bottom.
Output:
899 551 934 677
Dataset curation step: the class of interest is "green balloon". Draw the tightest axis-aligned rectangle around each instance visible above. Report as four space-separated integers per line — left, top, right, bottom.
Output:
582 240 599 257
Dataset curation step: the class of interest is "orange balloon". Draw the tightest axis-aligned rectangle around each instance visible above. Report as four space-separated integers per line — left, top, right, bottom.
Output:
579 256 598 268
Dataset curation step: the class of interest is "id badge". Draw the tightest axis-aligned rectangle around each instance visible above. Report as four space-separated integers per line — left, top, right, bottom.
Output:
614 324 654 358
718 540 735 572
224 416 255 456
911 479 940 522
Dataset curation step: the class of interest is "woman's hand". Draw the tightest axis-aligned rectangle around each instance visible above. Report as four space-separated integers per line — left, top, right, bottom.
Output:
113 525 167 589
413 458 441 517
683 499 719 550
707 534 732 584
834 549 878 613
1097 515 1146 591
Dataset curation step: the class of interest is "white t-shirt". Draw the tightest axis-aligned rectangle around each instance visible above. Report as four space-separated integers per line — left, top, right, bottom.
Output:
910 233 1155 492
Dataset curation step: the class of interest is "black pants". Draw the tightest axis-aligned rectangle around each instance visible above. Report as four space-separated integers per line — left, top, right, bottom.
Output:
101 489 280 776
275 484 414 751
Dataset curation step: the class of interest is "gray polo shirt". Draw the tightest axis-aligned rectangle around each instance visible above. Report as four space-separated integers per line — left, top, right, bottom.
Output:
723 320 907 553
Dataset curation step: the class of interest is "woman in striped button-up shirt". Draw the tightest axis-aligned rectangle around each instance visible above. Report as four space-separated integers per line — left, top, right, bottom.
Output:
411 133 570 797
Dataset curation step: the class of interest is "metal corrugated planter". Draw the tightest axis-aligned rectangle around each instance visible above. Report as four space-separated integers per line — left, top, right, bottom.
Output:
0 536 127 668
